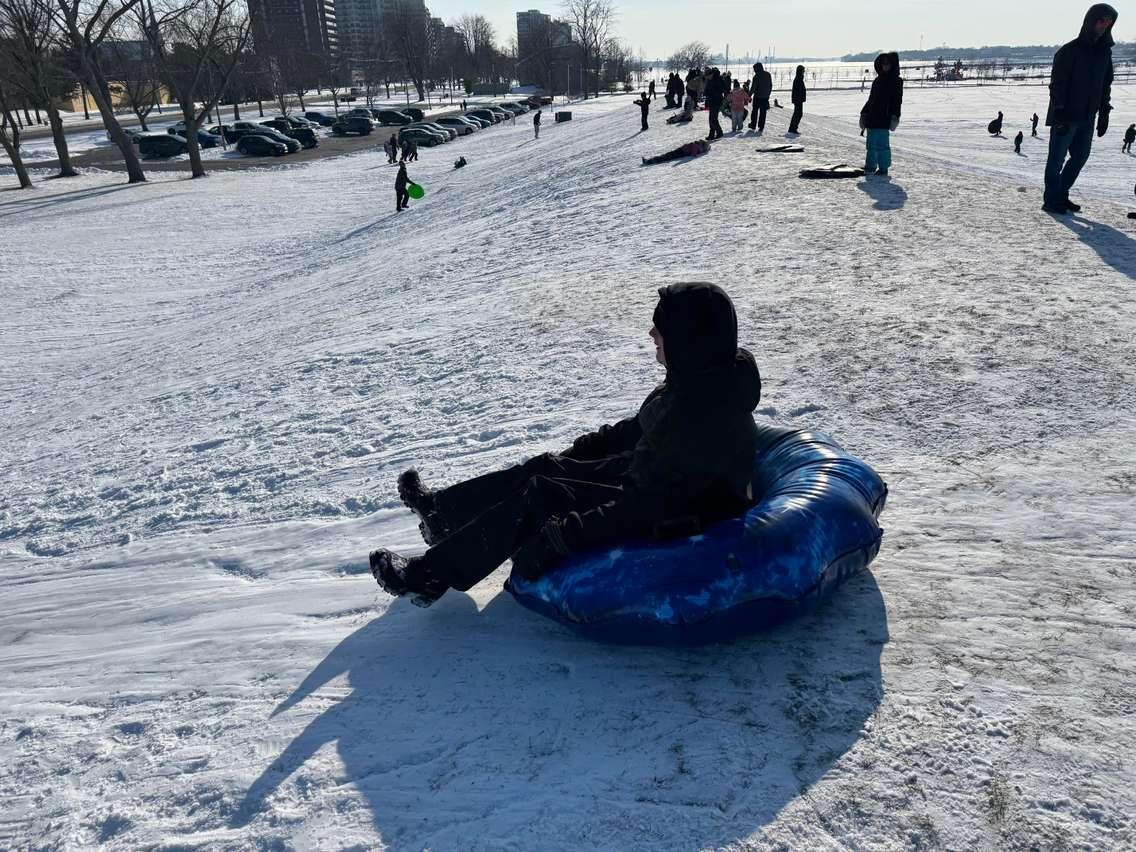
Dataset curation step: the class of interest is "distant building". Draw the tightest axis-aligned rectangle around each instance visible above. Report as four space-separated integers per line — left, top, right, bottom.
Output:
338 0 427 71
516 9 572 88
248 0 338 58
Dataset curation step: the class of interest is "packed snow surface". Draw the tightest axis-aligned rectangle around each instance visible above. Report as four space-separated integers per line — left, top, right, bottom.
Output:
2 86 1135 850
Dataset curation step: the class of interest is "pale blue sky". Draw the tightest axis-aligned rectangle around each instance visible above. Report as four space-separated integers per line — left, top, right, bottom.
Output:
425 1 1117 59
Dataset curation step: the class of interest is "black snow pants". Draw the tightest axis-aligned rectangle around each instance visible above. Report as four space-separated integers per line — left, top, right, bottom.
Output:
707 100 724 139
788 104 803 134
396 188 409 211
749 99 769 132
419 453 628 591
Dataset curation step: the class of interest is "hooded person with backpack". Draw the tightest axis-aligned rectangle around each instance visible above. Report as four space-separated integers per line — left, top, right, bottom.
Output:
788 65 807 134
369 283 762 607
1042 4 1118 214
748 62 773 133
859 52 903 176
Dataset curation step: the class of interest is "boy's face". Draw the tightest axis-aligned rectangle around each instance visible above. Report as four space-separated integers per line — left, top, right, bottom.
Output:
649 325 666 366
880 58 891 73
1094 16 1114 37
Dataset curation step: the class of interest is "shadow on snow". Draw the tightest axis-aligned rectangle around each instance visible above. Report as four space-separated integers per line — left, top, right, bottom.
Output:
858 177 908 211
1054 213 1136 280
233 570 888 849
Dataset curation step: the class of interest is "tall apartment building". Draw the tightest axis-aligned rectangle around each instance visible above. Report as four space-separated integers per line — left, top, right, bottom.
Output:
337 0 427 68
248 0 338 58
516 9 572 86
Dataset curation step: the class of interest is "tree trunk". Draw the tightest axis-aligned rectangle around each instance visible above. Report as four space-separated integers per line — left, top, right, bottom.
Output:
23 108 32 124
331 90 339 115
0 102 33 189
183 105 205 178
412 78 424 101
79 80 90 119
257 98 263 116
84 59 146 183
232 97 240 120
46 104 79 178
297 89 305 110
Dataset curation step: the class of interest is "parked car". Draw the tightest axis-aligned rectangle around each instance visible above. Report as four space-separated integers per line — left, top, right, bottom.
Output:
485 106 512 121
212 120 277 144
139 133 187 158
304 111 336 126
236 134 289 157
467 109 500 125
262 121 319 148
374 109 414 125
109 126 145 143
461 113 491 128
498 102 527 114
397 126 445 147
401 107 425 121
525 95 554 107
167 126 222 148
247 126 301 152
330 115 374 135
435 117 476 135
410 121 456 140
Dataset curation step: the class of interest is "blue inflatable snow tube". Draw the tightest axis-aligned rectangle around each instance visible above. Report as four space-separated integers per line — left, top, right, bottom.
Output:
506 424 887 645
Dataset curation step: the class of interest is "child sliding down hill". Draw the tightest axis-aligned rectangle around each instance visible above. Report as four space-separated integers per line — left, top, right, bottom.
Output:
667 94 696 125
642 139 710 165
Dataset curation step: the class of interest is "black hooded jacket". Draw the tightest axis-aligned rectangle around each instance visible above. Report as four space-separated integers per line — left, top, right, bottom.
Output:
861 53 904 130
705 71 727 107
792 68 807 105
561 283 761 549
1047 4 1117 125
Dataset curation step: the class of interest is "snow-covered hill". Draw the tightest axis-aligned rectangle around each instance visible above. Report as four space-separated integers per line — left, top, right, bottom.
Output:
2 87 1135 850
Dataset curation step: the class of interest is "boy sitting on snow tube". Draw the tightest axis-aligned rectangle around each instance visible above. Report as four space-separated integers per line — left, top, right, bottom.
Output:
369 283 762 607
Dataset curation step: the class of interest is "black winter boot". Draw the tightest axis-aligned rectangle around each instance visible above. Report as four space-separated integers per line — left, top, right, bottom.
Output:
397 469 452 545
369 549 447 607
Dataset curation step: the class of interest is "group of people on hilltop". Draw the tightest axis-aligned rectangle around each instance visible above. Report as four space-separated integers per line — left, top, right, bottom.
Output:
656 64 808 140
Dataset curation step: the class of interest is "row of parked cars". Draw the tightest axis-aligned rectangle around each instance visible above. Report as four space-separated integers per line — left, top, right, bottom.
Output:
126 113 325 158
326 97 547 148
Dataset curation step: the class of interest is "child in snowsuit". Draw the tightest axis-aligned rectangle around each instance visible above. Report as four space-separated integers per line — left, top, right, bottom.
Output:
1032 113 1040 136
641 139 710 165
533 108 541 139
666 95 695 124
860 52 903 176
788 66 807 134
369 283 762 607
634 92 651 131
395 162 410 212
387 134 398 164
1123 123 1135 153
1014 131 1024 153
988 111 1004 136
728 80 751 133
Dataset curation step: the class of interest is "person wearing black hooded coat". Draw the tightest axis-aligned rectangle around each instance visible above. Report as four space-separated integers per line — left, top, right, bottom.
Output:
704 69 727 140
748 62 773 133
859 52 903 176
788 65 807 134
1043 4 1118 213
369 283 762 606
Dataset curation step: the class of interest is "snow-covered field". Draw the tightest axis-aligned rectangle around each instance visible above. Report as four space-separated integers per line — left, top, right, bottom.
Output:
2 85 1135 850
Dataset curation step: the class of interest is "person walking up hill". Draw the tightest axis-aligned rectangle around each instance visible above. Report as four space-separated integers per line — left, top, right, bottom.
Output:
1042 3 1117 214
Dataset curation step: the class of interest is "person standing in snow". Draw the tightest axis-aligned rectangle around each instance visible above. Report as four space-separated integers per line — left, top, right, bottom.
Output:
748 62 773 133
1043 4 1117 214
634 92 651 131
860 52 903 177
382 137 394 163
788 65 807 134
727 79 751 133
395 162 410 212
369 283 762 607
533 108 542 139
704 68 727 140
648 79 656 100
1031 113 1040 136
387 133 398 164
1014 130 1024 154
1123 123 1136 153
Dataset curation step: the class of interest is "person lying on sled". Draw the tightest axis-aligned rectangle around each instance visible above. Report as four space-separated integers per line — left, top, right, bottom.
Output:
369 282 762 606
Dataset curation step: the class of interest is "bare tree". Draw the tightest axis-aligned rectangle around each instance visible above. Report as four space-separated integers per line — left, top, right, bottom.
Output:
562 0 613 98
103 23 163 129
138 0 250 178
0 77 32 187
0 0 79 176
667 40 709 72
385 0 429 101
53 0 147 182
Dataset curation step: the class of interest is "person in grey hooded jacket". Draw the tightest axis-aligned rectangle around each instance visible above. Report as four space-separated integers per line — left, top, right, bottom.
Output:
1042 4 1118 214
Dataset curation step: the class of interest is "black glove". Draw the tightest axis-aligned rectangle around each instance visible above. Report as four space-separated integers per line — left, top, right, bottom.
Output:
511 521 571 581
1097 111 1110 138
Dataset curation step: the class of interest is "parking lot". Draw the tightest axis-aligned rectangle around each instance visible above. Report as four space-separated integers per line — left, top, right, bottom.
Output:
15 100 546 174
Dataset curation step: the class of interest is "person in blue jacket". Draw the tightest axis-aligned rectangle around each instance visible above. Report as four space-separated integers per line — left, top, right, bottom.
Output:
369 283 762 606
859 52 903 176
